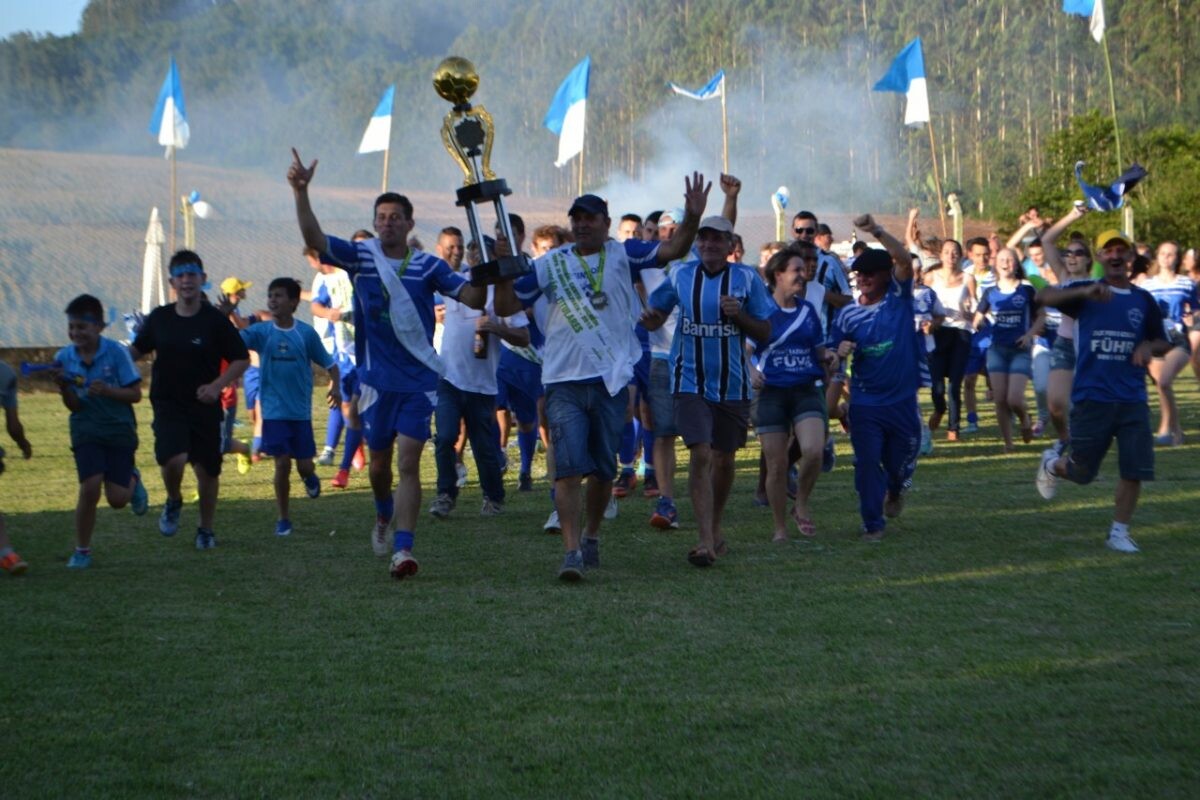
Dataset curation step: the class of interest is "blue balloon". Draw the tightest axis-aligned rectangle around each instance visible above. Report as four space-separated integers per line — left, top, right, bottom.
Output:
188 189 201 204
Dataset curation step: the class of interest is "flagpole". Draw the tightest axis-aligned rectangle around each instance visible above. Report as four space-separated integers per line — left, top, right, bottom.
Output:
169 146 178 254
720 78 729 175
926 121 948 238
578 148 584 196
381 147 390 193
1099 34 1123 175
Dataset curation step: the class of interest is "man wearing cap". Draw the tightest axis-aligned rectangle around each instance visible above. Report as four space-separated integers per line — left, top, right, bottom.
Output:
130 249 250 550
1034 230 1170 553
494 173 710 581
288 148 492 580
641 211 772 567
829 217 923 542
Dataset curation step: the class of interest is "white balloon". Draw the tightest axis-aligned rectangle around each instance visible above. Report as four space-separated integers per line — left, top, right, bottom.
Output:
192 200 213 219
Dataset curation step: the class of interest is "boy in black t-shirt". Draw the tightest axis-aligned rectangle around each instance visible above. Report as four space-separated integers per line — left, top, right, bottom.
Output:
131 250 250 550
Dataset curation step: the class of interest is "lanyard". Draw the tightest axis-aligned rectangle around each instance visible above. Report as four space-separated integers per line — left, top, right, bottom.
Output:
571 246 605 295
379 249 415 299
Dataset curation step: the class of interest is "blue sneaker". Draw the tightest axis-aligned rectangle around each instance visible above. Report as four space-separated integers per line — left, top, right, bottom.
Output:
650 496 679 530
275 519 293 537
67 551 92 569
581 537 600 568
822 438 837 472
194 527 217 550
303 473 321 499
557 549 585 582
159 498 183 536
130 468 149 516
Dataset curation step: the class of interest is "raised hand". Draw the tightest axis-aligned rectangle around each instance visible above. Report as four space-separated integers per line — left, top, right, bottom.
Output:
719 173 741 197
682 171 712 218
853 214 876 232
287 147 318 191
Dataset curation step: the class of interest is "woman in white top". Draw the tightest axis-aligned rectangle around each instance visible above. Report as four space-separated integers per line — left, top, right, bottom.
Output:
925 239 977 441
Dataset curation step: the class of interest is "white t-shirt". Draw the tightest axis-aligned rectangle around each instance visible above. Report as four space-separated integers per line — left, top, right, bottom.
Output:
440 285 527 395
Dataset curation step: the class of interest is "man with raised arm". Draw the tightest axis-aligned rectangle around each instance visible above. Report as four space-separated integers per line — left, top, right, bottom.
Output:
494 173 709 581
830 215 923 542
287 148 490 580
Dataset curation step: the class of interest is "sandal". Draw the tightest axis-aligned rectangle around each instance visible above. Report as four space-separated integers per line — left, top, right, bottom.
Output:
687 546 715 568
790 506 816 537
713 539 729 557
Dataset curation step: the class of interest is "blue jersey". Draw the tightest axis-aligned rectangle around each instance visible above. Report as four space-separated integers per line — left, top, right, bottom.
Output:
55 337 141 448
831 276 922 406
977 283 1036 348
1056 282 1167 404
327 237 466 393
241 320 333 420
753 301 825 388
1141 274 1196 338
649 260 774 402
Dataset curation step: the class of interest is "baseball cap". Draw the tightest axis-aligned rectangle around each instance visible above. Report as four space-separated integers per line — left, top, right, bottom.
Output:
220 277 253 295
697 216 733 235
568 194 608 217
851 248 893 273
1095 229 1132 251
659 208 686 227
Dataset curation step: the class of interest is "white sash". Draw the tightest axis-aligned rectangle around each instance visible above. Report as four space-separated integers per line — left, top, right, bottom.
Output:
548 249 628 395
755 302 811 374
362 239 445 377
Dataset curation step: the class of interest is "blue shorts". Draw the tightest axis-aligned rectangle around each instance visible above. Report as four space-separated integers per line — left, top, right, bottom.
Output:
631 351 652 399
754 382 827 433
545 380 627 481
358 384 436 449
496 353 543 426
986 343 1032 376
243 366 261 411
73 442 135 485
965 345 988 376
339 365 360 401
1050 336 1076 371
260 419 317 459
647 357 677 436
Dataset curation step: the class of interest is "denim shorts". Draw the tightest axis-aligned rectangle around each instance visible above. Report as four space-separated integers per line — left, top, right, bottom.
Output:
754 382 827 433
544 380 627 481
1066 400 1153 483
1050 336 1076 371
260 419 317 459
986 343 1032 376
647 357 677 436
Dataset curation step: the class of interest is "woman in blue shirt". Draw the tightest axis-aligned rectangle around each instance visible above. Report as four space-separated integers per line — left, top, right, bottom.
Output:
1141 240 1195 445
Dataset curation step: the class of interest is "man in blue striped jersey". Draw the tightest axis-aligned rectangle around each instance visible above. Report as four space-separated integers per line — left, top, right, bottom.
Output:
642 215 773 567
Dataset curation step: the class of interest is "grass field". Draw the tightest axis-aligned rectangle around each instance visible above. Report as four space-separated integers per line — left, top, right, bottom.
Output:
2 382 1199 798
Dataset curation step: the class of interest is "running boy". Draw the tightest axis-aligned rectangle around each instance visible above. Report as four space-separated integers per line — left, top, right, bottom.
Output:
240 278 341 537
55 294 149 569
0 360 34 575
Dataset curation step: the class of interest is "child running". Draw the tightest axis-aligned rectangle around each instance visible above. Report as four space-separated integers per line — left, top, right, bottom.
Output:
54 294 149 569
239 278 340 537
0 360 34 575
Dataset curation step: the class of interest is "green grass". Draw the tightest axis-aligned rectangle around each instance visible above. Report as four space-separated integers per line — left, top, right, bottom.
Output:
3 383 1199 798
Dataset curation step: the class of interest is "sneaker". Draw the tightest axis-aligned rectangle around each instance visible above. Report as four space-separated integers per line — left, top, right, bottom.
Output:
612 470 636 498
429 493 455 519
642 471 660 498
275 519 292 537
352 444 366 471
883 490 905 519
1036 448 1059 500
518 472 533 492
822 438 837 472
130 467 149 516
544 509 561 534
330 468 350 489
1032 419 1046 437
581 537 600 568
650 496 680 530
303 473 321 499
317 446 335 467
964 422 981 434
371 516 390 557
0 551 28 575
456 462 469 488
236 450 252 475
604 495 619 520
389 549 420 579
1106 530 1141 553
67 550 92 569
860 528 884 543
159 498 183 537
195 528 217 550
557 549 585 582
481 498 504 516
919 427 934 457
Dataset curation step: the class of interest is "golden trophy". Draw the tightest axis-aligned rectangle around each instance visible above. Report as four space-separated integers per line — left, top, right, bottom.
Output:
433 56 529 285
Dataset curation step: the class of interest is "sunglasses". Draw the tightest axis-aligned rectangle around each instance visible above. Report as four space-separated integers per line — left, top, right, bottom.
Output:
794 227 816 236
1064 249 1089 257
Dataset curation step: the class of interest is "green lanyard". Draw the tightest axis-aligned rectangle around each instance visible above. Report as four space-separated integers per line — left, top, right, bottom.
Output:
571 246 605 295
379 249 415 300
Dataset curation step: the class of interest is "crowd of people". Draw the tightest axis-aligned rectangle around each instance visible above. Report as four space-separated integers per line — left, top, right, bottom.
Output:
1 154 1194 579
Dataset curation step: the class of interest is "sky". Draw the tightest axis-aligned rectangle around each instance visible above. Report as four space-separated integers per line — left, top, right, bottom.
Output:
0 0 89 38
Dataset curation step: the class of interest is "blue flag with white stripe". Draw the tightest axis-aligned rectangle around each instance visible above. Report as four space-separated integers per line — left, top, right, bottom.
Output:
358 85 394 154
1063 0 1106 42
543 56 590 168
669 70 725 101
148 57 188 151
873 38 930 126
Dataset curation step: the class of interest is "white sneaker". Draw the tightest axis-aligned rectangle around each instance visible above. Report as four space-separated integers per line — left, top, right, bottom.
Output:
456 462 469 488
371 515 390 558
316 447 336 467
604 495 618 520
389 549 419 579
544 509 561 534
1106 530 1141 553
1036 449 1059 500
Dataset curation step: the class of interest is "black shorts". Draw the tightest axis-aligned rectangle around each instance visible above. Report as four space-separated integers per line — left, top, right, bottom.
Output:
674 393 751 453
152 403 223 476
1066 400 1153 483
72 442 135 485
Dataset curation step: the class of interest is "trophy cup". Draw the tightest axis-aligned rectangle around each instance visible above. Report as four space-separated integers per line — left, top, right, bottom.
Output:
433 56 531 286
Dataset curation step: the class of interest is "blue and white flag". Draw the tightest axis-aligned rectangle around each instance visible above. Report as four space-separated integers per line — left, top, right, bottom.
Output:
543 56 590 168
1063 0 1106 43
669 70 725 102
149 57 189 151
1074 161 1146 211
873 38 930 127
358 85 395 154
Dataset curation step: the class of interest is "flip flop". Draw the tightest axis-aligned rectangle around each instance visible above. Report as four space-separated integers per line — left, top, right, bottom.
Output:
687 546 715 568
790 506 816 537
713 539 729 557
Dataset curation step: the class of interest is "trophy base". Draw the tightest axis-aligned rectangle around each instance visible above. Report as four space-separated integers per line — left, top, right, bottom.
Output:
470 255 531 286
456 179 511 204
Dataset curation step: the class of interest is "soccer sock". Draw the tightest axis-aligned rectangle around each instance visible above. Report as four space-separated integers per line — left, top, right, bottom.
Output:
549 487 556 502
252 436 262 454
339 427 364 470
75 546 91 555
375 497 394 522
618 420 638 466
967 411 979 425
1110 521 1130 537
518 429 537 474
325 407 344 450
393 530 414 552
641 427 655 468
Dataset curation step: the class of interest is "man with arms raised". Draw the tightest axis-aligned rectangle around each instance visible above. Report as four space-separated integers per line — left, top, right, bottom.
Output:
288 149 491 580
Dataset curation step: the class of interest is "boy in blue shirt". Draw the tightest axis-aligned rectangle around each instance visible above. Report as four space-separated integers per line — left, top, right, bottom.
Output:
0 361 34 575
55 294 149 569
240 278 341 537
1035 230 1170 553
